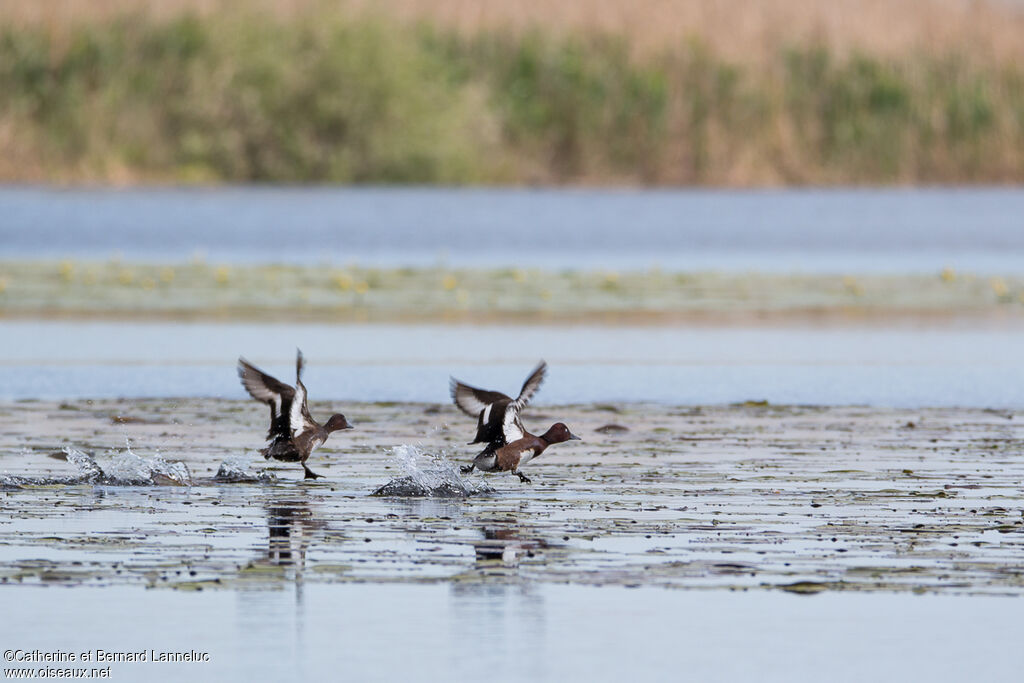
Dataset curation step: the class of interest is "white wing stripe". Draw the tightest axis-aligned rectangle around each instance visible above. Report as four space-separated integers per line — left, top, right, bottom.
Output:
502 404 524 443
289 382 306 436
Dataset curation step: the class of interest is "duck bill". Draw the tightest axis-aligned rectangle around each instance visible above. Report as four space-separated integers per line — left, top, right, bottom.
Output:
569 432 582 441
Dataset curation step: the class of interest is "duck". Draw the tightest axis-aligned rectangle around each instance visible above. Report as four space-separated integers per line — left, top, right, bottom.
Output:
450 360 580 483
237 349 352 479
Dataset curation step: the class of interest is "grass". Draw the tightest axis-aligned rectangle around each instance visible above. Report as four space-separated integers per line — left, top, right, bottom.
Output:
1 7 1023 185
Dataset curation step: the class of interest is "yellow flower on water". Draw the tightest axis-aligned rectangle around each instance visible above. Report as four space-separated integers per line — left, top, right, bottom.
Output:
842 275 863 296
354 281 369 295
118 269 135 286
601 271 621 291
160 267 176 284
442 274 458 290
141 277 156 291
58 260 75 283
990 277 1008 297
333 273 353 291
540 289 552 301
512 269 527 284
215 266 231 286
940 267 956 283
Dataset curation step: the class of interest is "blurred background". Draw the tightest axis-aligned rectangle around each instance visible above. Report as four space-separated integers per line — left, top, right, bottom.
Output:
1 0 1023 406
3 0 1024 185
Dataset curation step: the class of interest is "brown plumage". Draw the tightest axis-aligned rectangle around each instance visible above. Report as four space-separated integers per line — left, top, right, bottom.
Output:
450 361 547 451
237 349 352 479
451 362 580 483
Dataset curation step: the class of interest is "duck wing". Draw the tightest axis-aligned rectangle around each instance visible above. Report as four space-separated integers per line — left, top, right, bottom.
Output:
471 397 521 448
489 361 546 446
450 378 510 419
452 361 546 448
288 350 320 440
238 357 295 440
513 361 547 411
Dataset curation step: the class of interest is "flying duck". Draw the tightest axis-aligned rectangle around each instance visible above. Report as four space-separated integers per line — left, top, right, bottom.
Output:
237 349 352 479
450 361 580 483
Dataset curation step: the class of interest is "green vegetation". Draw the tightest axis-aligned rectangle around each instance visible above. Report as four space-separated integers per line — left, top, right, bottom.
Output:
1 260 1022 323
1 11 1023 184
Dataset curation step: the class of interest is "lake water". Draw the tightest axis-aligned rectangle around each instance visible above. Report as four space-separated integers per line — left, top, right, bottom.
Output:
2 186 1023 273
5 186 1023 410
1 321 1023 407
3 584 1020 682
3 394 1024 681
3 186 1024 680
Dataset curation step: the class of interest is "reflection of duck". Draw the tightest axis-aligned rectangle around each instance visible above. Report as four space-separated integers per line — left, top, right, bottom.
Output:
263 500 325 569
448 560 547 680
235 500 326 652
238 349 353 479
473 526 545 565
267 505 304 566
451 362 581 483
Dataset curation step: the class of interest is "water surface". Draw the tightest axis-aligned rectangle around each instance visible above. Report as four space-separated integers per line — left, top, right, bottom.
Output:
3 186 1022 272
3 584 1019 683
2 321 1023 406
3 398 1024 681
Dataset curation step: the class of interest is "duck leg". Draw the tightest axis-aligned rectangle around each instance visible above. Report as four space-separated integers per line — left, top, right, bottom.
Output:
302 464 324 480
513 470 531 484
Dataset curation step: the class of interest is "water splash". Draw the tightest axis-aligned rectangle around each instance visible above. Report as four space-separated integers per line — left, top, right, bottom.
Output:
103 439 192 486
214 456 277 483
372 445 492 497
64 447 104 483
2 447 191 487
104 450 191 486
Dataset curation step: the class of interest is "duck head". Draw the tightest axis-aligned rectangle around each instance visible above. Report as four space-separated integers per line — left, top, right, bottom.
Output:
540 422 581 444
325 414 353 433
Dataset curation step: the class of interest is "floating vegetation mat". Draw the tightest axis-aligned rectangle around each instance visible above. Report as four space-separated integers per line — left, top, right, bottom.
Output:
1 398 1023 595
1 260 1023 323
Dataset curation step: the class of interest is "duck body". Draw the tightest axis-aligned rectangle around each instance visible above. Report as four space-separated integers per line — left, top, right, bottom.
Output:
469 424 580 482
238 350 352 479
451 361 547 450
450 361 580 483
261 426 327 463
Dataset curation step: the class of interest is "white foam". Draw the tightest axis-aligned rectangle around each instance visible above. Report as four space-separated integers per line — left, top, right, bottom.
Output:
214 455 276 483
97 441 192 486
63 447 103 482
388 445 491 496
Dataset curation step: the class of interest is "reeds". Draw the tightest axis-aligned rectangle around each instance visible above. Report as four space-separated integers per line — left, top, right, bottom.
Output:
1 5 1022 185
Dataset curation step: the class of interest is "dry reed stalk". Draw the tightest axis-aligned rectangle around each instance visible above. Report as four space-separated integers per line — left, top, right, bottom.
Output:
3 0 1023 63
